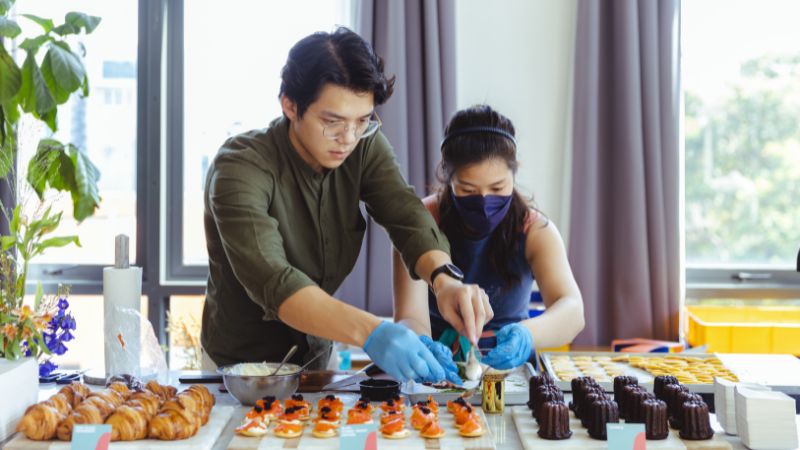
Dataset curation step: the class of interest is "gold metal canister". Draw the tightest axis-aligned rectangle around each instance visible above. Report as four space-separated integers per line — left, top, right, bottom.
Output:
481 372 506 413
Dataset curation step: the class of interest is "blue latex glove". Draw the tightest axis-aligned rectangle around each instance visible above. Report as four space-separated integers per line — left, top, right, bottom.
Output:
480 323 533 370
419 335 463 385
363 322 446 383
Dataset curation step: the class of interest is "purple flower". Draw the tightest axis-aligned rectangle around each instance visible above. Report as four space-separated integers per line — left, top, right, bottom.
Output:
39 360 58 377
53 342 68 356
57 298 69 310
59 329 74 342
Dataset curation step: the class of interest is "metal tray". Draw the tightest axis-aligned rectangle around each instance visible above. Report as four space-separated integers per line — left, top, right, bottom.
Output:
539 351 734 394
404 362 536 406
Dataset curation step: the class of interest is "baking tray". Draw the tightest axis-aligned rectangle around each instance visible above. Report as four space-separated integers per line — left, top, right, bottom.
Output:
539 351 735 394
404 362 536 406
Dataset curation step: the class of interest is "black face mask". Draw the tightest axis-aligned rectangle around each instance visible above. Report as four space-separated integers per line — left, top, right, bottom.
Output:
450 191 513 237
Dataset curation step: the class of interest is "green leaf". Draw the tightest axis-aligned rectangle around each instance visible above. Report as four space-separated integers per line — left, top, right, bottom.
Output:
0 135 13 177
0 0 14 16
33 235 80 257
33 283 43 310
44 42 84 94
69 144 100 221
27 139 65 196
25 207 61 244
0 235 15 251
20 53 57 122
0 17 21 38
20 14 54 33
0 105 14 172
40 48 71 106
0 45 21 103
39 54 69 111
9 204 20 234
35 331 50 356
6 339 18 359
65 12 101 34
2 99 19 124
51 23 77 36
24 139 99 222
19 35 51 52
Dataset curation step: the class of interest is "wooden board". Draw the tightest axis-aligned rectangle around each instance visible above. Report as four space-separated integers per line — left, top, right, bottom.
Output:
4 405 235 450
674 430 732 450
511 406 732 450
510 405 685 450
228 407 494 450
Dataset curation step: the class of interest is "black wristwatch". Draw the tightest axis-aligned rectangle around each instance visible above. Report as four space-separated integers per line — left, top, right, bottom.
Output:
429 263 464 292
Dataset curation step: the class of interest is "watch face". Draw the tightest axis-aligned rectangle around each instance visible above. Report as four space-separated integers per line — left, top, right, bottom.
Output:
446 263 464 279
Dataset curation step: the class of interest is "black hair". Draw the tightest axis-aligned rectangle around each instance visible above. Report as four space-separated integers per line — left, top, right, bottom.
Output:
279 27 395 118
437 104 546 290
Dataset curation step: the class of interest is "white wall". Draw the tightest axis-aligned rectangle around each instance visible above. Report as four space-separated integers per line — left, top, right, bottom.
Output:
455 0 577 236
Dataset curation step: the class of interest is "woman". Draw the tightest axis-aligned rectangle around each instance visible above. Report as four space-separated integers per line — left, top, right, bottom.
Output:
393 105 584 371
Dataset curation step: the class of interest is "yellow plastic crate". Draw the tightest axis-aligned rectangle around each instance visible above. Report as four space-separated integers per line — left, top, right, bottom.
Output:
686 305 800 355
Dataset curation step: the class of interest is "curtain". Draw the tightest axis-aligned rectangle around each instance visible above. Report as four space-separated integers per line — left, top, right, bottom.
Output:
568 0 681 345
335 0 457 315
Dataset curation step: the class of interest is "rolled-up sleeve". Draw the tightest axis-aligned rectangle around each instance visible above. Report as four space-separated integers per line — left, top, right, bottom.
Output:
359 132 450 279
207 153 316 320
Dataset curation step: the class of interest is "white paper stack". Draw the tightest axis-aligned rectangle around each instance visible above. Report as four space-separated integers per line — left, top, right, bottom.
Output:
735 385 798 449
715 378 772 435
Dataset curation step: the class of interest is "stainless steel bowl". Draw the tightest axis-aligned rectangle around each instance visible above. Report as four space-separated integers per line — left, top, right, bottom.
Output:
217 363 302 405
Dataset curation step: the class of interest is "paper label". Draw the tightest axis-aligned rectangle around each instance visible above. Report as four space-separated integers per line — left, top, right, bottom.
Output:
339 423 378 450
607 423 646 450
71 424 111 450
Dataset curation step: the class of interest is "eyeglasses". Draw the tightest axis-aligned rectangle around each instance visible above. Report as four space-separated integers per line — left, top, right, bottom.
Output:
321 112 382 141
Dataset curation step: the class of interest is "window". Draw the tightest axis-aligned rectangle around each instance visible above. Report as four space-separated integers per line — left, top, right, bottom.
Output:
682 0 800 298
23 295 148 371
10 1 355 361
15 0 138 267
168 295 203 370
177 0 354 271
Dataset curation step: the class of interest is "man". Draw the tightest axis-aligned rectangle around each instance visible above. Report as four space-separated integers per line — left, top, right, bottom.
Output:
201 27 492 383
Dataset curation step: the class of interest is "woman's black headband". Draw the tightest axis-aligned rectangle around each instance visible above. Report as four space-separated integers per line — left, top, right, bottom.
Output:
440 126 517 150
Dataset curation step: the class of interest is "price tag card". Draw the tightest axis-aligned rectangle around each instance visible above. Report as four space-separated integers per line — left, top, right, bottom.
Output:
71 424 112 450
607 423 646 450
339 423 378 450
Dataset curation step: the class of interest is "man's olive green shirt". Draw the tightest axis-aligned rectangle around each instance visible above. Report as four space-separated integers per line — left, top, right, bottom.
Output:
201 117 449 368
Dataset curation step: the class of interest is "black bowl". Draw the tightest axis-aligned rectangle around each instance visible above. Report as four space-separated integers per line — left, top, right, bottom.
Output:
359 378 400 402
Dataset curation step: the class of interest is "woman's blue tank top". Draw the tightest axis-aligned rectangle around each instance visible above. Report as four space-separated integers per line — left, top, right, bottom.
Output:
428 225 534 340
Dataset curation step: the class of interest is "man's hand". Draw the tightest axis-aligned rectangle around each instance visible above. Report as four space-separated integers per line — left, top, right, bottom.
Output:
433 277 493 345
363 322 446 382
481 323 533 369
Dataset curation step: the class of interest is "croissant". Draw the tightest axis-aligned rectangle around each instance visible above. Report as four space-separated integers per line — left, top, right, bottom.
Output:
147 400 199 440
16 404 65 440
127 390 162 416
41 392 72 417
146 380 177 402
59 382 91 408
105 390 161 441
184 385 215 425
147 385 214 440
56 387 127 441
106 381 132 398
15 382 92 440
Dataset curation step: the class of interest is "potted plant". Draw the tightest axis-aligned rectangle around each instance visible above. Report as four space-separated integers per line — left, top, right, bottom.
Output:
0 0 101 440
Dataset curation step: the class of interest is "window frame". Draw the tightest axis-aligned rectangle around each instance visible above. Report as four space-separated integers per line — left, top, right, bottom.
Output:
25 0 205 350
686 267 800 300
